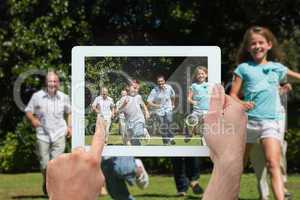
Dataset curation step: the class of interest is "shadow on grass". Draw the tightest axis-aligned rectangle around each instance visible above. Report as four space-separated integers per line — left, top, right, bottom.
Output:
135 193 201 199
12 195 48 199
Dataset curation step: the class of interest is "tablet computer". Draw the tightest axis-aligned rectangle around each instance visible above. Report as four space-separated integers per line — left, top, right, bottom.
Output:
72 46 221 156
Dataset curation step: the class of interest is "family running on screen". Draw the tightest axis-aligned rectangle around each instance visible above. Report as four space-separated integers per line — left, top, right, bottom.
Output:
26 26 300 200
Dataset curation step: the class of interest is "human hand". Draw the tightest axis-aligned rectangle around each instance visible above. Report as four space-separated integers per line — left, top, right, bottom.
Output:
145 111 150 120
66 126 72 138
280 83 292 94
172 103 175 109
202 84 247 200
31 117 41 128
47 119 106 200
191 100 197 106
155 103 161 108
242 101 255 110
92 106 100 114
123 97 129 105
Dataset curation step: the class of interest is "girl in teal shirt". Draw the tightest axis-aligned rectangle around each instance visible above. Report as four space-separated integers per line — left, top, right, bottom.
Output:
230 26 300 200
185 66 212 144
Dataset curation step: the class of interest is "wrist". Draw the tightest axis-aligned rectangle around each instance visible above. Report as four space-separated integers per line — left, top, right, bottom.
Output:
32 116 39 121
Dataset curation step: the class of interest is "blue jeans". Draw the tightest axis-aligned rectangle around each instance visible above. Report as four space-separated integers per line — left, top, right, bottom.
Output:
102 157 137 200
171 157 200 192
158 112 174 144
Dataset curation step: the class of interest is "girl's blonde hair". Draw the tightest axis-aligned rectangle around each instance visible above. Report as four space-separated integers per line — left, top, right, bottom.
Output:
236 26 284 65
192 66 207 82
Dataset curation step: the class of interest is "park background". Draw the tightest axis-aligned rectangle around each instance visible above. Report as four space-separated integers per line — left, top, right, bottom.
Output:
0 0 300 199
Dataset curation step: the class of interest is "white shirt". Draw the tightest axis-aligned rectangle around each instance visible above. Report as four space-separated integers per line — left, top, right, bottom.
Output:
92 95 114 119
25 90 71 143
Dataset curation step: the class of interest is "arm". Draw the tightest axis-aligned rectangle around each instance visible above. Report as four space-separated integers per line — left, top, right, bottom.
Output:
229 75 254 110
147 89 160 109
111 106 116 119
141 100 150 120
66 113 72 138
118 97 129 111
170 86 175 109
25 94 41 128
187 89 197 105
26 111 41 128
64 95 72 138
147 101 160 108
91 98 100 113
115 100 122 114
171 96 175 109
110 98 116 118
287 69 300 81
91 105 100 113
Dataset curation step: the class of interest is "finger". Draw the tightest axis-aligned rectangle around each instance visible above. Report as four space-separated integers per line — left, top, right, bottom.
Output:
224 95 245 113
72 146 85 154
208 84 225 116
224 95 231 110
90 118 105 162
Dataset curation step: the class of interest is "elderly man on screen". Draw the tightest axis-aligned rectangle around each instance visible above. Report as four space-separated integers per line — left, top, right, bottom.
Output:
92 87 115 144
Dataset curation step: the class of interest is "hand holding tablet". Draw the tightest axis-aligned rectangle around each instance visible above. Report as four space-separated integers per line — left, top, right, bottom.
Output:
46 118 106 200
202 85 247 200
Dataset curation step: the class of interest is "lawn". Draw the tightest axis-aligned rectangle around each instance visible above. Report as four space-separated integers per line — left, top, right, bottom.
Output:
3 124 298 200
85 134 203 146
85 123 204 146
1 173 300 200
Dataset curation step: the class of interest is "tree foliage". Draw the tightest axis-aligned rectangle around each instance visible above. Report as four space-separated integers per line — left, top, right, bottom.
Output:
1 0 300 172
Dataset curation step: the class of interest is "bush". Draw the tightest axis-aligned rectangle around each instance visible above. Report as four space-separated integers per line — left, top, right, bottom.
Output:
285 128 300 172
1 118 299 173
0 118 39 173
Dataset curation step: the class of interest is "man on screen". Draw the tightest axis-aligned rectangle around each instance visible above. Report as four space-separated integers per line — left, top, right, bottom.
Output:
92 87 115 144
147 75 176 145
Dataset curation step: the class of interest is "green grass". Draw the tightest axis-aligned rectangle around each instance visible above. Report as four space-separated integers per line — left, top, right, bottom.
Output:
85 134 203 146
85 123 203 146
1 173 299 200
4 123 297 199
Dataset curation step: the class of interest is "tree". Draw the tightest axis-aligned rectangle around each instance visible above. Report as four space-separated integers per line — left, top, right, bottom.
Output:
0 0 90 140
1 0 300 172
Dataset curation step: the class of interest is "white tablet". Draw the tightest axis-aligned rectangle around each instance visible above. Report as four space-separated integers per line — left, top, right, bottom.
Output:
71 46 221 157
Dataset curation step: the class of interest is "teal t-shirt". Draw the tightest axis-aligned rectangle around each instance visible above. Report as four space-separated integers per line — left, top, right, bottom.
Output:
190 82 210 111
234 61 287 120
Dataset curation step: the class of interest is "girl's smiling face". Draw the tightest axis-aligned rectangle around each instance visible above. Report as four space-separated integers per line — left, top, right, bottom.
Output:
196 69 208 83
247 33 272 64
